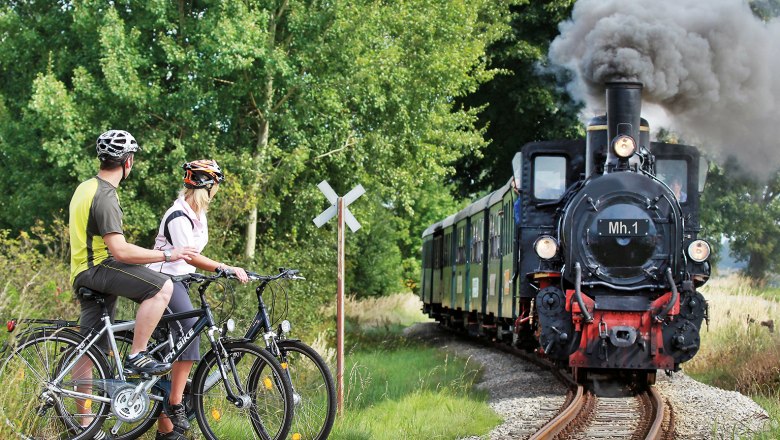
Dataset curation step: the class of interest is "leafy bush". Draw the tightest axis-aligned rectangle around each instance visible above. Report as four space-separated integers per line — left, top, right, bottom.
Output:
0 219 77 322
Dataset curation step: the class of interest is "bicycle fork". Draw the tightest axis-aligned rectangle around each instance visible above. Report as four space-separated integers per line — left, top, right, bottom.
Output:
206 329 253 409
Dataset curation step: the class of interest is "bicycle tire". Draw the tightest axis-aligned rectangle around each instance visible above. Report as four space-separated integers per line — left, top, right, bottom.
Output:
0 327 112 440
192 341 294 440
277 340 337 440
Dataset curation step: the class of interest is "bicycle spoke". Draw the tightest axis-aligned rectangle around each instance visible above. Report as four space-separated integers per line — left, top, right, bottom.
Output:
282 346 334 440
0 333 111 440
195 343 292 440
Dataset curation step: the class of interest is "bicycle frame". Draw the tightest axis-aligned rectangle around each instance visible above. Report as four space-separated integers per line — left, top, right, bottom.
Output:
200 274 292 393
243 278 278 346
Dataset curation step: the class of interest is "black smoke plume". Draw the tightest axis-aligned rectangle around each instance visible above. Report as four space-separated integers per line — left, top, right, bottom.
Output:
549 0 780 176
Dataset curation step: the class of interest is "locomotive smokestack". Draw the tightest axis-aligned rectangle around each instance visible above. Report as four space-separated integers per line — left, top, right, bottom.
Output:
605 81 642 171
606 81 642 143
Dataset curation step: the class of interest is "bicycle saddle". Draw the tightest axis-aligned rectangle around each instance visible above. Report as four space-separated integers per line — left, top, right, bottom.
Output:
77 287 110 301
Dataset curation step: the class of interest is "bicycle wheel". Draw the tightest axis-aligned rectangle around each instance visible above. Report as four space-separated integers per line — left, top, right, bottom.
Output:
101 330 164 440
0 328 111 440
277 340 336 440
192 341 294 440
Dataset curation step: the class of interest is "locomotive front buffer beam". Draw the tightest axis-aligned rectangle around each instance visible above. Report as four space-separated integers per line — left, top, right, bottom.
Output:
566 289 678 372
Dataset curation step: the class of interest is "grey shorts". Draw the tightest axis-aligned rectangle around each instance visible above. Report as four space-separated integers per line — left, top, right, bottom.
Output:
160 281 201 362
74 258 170 351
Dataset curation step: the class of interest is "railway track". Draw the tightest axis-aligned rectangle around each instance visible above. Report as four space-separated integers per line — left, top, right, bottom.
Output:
427 324 675 440
529 383 673 440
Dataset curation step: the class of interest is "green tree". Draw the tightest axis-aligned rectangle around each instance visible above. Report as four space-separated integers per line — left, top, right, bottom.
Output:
750 0 780 20
455 0 583 196
701 158 780 286
0 1 514 299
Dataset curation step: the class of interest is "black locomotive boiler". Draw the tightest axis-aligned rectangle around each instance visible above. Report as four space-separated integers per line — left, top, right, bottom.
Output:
420 82 710 383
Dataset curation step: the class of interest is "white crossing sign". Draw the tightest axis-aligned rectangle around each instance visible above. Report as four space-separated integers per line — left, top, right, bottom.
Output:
312 179 365 417
313 181 365 232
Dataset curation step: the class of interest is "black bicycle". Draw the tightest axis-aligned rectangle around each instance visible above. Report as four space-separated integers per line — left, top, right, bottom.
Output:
188 268 336 440
0 271 294 440
243 268 337 440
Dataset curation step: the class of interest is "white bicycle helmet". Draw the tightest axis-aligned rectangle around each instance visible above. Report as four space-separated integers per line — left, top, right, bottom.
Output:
96 130 139 161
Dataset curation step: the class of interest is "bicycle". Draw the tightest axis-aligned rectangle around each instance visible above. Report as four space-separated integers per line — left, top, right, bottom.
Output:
186 268 336 440
241 268 337 440
0 271 294 440
81 267 336 440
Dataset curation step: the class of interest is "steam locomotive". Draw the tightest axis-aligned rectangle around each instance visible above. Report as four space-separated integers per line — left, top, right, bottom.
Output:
420 82 710 384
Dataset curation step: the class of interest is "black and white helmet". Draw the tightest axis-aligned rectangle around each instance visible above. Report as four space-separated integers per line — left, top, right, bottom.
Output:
96 130 139 161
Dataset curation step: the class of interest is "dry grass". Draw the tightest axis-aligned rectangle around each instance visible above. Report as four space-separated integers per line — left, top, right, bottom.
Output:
313 293 432 366
698 274 780 331
686 274 780 395
341 293 433 328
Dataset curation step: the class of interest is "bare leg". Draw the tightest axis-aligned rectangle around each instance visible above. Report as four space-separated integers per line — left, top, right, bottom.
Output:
73 357 94 427
130 280 173 355
157 360 194 433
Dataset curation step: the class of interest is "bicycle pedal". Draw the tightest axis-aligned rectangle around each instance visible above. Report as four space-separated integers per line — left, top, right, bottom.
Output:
123 370 152 380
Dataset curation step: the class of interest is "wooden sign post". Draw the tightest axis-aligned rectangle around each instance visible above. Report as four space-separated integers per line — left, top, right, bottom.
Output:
313 180 364 416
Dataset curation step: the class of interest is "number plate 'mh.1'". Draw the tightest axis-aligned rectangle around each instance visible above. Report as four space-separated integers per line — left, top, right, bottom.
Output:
597 219 650 236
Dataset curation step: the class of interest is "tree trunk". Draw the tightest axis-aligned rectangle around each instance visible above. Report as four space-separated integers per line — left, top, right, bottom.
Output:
245 206 258 259
243 103 271 260
244 2 280 260
746 250 769 287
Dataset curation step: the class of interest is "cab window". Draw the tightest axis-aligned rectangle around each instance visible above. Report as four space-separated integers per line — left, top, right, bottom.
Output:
657 159 688 203
533 156 566 200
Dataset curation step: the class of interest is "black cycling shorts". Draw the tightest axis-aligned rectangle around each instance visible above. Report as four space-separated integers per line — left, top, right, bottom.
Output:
73 258 170 351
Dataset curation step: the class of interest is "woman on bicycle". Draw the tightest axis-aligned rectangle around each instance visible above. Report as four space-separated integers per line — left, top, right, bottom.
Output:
148 159 248 440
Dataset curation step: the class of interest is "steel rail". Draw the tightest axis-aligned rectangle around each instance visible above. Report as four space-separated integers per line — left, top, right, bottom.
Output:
645 386 666 440
427 323 672 440
528 384 584 440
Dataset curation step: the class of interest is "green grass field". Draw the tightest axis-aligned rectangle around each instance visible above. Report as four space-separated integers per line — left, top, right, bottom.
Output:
327 293 501 439
330 342 500 439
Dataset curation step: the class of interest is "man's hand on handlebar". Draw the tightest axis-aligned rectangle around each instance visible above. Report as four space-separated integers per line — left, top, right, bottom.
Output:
172 247 199 261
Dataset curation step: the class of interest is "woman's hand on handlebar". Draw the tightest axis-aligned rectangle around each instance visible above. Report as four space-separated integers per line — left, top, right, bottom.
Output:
218 265 249 283
231 266 249 283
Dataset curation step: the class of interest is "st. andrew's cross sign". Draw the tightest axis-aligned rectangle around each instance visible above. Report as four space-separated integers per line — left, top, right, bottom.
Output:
313 181 364 231
313 180 365 416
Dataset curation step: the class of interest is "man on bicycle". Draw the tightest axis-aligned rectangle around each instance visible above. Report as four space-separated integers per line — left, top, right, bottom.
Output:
69 129 198 378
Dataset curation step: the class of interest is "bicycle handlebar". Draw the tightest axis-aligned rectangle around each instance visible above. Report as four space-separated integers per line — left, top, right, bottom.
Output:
171 267 304 284
246 268 305 282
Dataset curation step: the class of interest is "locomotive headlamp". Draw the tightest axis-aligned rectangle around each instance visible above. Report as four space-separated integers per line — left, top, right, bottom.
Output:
613 135 636 158
534 236 559 260
687 240 711 262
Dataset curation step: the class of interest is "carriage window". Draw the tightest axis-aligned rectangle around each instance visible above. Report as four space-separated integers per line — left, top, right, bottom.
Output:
657 159 688 203
533 156 566 200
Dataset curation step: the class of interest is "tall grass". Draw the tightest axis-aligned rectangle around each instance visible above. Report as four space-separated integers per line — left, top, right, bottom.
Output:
341 292 433 328
686 275 780 437
687 275 780 389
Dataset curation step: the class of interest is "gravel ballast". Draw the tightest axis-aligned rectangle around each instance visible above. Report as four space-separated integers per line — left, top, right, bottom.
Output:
405 322 770 439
